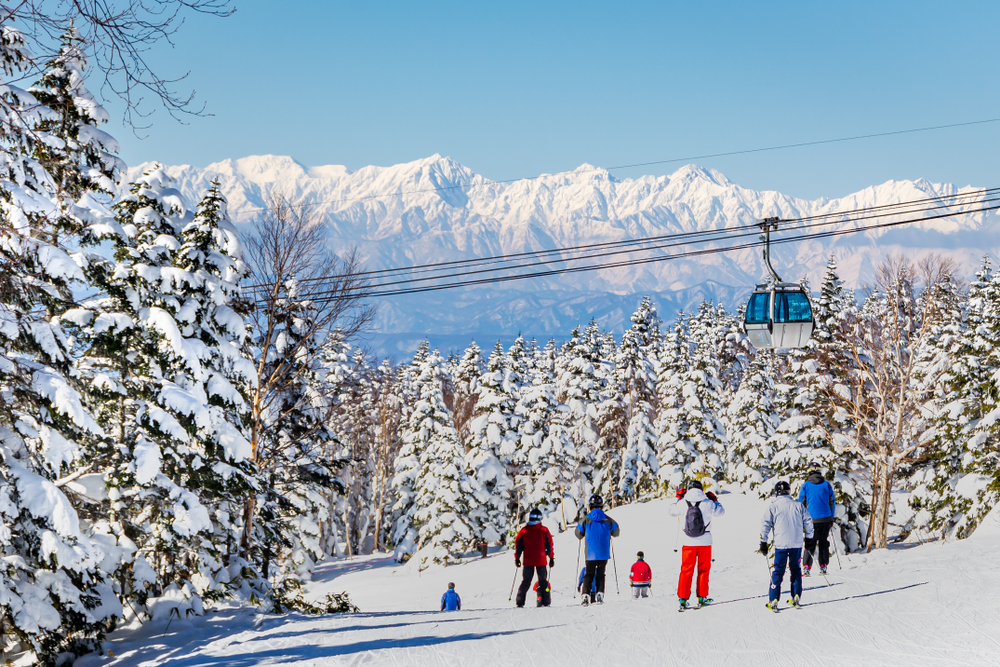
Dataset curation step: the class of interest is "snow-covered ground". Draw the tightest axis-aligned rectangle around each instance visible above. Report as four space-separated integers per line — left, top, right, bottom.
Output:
81 491 1000 667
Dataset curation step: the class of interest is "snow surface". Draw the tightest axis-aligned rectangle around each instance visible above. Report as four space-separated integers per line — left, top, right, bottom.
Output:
81 491 1000 667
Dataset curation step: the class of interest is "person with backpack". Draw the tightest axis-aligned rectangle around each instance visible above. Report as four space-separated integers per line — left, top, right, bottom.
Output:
760 480 814 611
575 494 620 605
440 582 461 611
514 508 555 607
629 551 652 599
668 480 725 611
798 462 836 576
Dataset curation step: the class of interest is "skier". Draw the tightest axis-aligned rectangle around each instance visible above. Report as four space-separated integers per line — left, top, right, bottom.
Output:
514 508 555 607
440 582 461 611
629 550 652 599
669 480 725 611
575 493 620 605
532 580 551 606
799 462 836 576
760 480 815 611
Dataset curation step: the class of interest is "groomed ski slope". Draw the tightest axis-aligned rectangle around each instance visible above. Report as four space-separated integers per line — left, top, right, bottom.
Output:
82 490 1000 667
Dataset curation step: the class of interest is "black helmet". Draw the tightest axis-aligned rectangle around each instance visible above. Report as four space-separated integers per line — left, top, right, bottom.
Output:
636 551 645 559
527 508 543 525
588 493 604 509
808 461 821 470
687 480 704 491
774 480 791 496
448 582 455 589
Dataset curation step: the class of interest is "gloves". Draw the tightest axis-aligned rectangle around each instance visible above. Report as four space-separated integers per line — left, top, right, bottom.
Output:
706 492 718 502
759 541 769 556
515 558 521 567
549 558 555 568
675 488 687 499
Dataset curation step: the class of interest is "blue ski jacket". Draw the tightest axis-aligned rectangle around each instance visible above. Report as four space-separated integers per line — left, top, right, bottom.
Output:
575 509 620 561
798 472 836 521
440 589 461 611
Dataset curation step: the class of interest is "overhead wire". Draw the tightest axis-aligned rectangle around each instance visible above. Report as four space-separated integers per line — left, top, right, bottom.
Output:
228 116 1000 213
243 186 1000 291
246 189 1000 302
356 201 1000 299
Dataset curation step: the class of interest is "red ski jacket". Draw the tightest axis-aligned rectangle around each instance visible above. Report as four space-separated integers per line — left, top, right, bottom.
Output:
515 524 554 567
630 560 652 585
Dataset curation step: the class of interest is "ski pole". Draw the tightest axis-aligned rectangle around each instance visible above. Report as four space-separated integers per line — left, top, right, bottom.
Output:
673 517 680 553
832 529 843 570
575 538 581 589
610 540 619 595
508 564 520 601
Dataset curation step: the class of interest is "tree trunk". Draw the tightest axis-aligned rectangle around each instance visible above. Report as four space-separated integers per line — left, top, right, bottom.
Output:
868 453 895 551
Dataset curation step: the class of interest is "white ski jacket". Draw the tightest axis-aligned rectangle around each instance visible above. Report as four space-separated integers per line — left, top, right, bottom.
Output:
760 494 815 550
668 489 726 547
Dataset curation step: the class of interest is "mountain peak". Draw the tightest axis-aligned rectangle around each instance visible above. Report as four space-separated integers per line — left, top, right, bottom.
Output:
670 164 732 187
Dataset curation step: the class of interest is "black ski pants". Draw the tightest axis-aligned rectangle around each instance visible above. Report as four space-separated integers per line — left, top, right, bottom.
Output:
582 560 607 601
516 566 550 607
804 520 833 568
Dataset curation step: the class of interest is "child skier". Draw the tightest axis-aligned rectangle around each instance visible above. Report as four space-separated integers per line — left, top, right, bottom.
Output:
578 567 597 596
760 480 814 611
440 582 461 611
799 462 836 576
514 508 555 607
629 551 652 599
668 480 725 611
575 494 620 605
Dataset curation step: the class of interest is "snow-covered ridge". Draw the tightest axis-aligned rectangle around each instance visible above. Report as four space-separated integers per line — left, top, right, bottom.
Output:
128 156 1000 354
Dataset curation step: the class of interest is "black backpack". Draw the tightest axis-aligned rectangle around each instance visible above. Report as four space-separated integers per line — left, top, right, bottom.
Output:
683 500 707 538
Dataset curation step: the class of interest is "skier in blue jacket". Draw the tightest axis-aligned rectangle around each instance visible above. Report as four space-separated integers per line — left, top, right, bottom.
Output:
440 582 461 611
575 494 620 605
798 462 836 576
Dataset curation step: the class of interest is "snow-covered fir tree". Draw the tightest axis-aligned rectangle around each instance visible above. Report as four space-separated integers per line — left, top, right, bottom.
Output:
725 349 778 488
407 350 476 566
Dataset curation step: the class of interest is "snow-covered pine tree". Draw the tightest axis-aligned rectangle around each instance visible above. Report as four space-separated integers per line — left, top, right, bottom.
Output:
910 257 999 538
554 325 603 514
614 297 660 502
515 376 576 526
451 341 484 446
465 342 517 546
0 24 125 660
725 349 778 488
406 350 475 566
390 341 432 558
656 302 726 489
654 313 690 492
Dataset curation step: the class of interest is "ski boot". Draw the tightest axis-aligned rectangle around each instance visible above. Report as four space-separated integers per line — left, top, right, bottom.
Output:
697 597 713 608
595 592 604 604
802 564 811 577
788 595 802 608
765 599 779 613
820 565 828 575
678 598 689 612
580 594 589 606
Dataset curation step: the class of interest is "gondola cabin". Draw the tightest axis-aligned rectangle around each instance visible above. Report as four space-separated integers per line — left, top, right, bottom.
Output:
744 284 814 349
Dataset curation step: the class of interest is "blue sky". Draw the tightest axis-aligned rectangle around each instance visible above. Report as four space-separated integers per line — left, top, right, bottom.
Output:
106 0 1000 199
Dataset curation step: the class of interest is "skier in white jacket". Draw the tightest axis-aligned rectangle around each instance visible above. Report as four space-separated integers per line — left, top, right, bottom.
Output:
668 480 725 610
760 480 814 610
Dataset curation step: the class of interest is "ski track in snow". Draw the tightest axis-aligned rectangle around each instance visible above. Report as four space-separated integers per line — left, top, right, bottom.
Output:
82 492 1000 667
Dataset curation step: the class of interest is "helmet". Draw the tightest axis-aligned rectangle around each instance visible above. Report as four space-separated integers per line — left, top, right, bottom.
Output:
636 551 645 559
808 461 821 470
687 480 704 491
774 480 791 496
588 493 604 509
527 508 543 525
448 582 455 589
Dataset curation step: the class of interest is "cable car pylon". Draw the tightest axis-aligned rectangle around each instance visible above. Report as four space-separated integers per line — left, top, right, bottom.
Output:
743 217 815 349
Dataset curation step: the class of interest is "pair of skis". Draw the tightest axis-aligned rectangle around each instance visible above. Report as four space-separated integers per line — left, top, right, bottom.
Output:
766 596 804 612
677 598 712 612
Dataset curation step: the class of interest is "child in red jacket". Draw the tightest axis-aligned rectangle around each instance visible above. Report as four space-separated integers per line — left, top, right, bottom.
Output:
630 551 652 599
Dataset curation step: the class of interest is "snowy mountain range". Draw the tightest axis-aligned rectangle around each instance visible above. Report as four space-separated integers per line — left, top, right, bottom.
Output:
129 155 1000 357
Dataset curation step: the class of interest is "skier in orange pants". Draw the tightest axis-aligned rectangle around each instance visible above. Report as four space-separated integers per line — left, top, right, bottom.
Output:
668 481 726 611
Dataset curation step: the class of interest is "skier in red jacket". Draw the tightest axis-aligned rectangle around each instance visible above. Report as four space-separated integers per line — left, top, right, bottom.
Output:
514 508 555 607
629 551 652 599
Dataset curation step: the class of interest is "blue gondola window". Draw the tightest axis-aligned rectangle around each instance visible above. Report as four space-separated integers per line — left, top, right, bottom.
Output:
774 291 812 323
745 292 770 324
